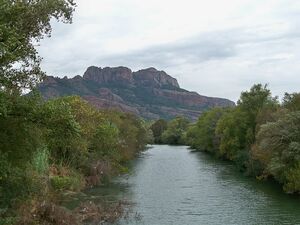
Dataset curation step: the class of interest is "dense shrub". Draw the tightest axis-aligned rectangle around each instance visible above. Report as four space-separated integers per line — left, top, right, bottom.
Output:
186 108 226 154
150 119 168 143
161 117 189 145
185 84 300 193
0 94 149 223
255 112 300 193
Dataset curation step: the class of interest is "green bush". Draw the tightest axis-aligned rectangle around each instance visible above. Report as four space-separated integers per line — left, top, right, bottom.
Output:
50 173 84 191
187 108 226 154
0 217 17 225
161 117 189 145
283 163 300 193
32 146 49 174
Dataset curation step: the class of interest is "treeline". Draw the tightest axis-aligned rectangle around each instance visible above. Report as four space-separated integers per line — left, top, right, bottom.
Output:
152 84 300 194
150 117 189 145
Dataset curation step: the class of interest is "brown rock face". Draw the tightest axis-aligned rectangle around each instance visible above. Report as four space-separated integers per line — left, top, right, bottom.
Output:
133 68 180 88
38 66 235 121
83 66 134 87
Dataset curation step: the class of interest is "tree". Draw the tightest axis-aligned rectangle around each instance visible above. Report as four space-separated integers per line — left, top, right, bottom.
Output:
150 119 168 143
0 91 44 166
216 108 250 162
282 92 300 111
41 97 84 167
187 108 226 154
91 121 120 159
0 0 76 91
0 1 76 216
238 84 278 139
215 84 278 168
161 117 190 145
256 112 300 193
102 111 149 161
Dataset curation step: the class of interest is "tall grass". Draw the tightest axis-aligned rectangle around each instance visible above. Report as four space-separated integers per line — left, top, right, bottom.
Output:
32 146 49 174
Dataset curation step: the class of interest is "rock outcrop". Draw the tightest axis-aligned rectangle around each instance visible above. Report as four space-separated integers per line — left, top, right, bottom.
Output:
38 66 235 120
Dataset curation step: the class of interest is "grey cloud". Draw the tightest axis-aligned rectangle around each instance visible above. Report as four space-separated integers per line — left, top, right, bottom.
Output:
92 25 299 71
37 3 300 101
93 29 241 69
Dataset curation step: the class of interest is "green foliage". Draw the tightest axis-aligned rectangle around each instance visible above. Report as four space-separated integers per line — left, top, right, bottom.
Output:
41 97 84 167
161 117 190 145
0 1 153 222
186 83 300 193
0 153 40 209
256 112 300 193
0 216 17 225
32 146 49 174
283 163 300 193
50 172 83 191
187 84 275 161
216 108 250 164
91 121 120 159
186 108 226 154
103 111 150 161
0 93 44 166
0 93 150 219
150 119 168 143
215 84 277 167
283 92 300 111
0 0 76 90
1 1 77 217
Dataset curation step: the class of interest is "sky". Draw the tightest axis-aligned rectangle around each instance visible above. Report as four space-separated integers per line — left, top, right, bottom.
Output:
38 0 300 102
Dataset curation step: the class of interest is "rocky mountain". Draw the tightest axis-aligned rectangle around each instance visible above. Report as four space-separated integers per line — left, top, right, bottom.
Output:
38 66 235 120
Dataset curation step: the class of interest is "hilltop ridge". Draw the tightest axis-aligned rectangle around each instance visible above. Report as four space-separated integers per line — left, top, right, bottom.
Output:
38 66 235 120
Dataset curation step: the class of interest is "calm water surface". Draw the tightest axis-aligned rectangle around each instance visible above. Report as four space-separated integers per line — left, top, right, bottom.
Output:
68 145 300 225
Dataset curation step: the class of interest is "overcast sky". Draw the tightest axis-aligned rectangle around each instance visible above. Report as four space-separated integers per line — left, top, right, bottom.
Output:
38 0 300 102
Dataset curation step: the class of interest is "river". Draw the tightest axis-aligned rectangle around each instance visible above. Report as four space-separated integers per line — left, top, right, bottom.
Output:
67 145 300 225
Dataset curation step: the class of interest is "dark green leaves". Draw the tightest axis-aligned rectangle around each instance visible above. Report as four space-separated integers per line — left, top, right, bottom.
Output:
0 0 76 90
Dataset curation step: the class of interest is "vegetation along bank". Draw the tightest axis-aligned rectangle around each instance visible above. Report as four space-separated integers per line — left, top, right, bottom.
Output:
0 1 151 224
151 84 300 194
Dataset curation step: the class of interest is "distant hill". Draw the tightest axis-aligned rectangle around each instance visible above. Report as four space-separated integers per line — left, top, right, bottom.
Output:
38 66 235 120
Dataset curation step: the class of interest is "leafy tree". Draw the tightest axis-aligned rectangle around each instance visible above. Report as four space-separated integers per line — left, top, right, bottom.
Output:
41 97 84 167
216 108 250 163
161 117 190 145
282 92 300 111
187 84 299 193
91 121 120 159
238 84 278 140
0 1 77 211
63 96 103 140
150 119 168 143
0 92 44 166
102 111 149 161
256 112 300 193
0 0 76 90
216 84 278 168
187 108 226 154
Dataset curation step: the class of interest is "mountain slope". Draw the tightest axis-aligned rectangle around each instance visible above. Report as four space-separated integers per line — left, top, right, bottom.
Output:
38 66 235 120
